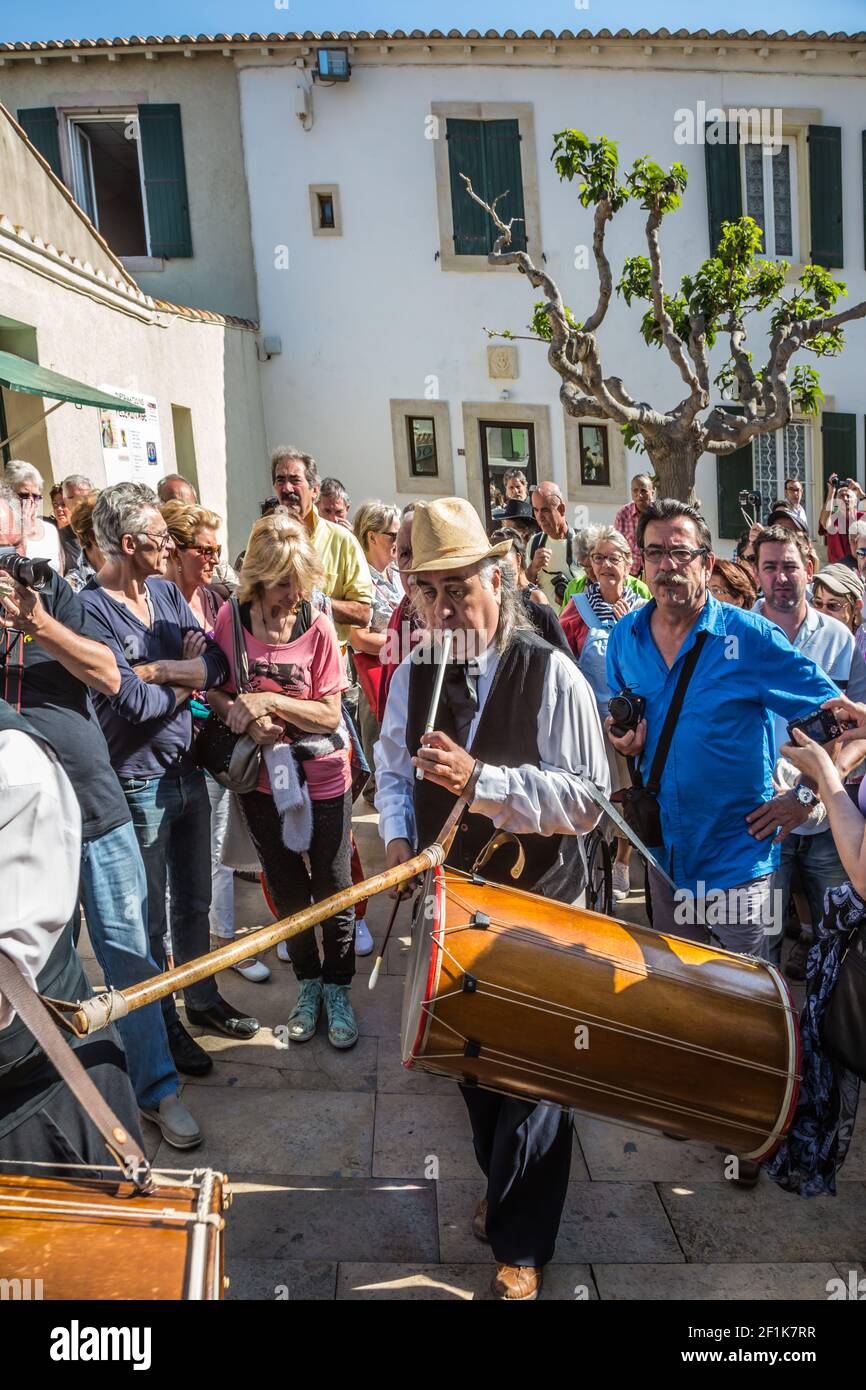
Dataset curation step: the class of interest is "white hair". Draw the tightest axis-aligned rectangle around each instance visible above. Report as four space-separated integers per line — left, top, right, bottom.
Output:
92 482 160 558
590 526 632 561
4 459 43 491
62 473 93 497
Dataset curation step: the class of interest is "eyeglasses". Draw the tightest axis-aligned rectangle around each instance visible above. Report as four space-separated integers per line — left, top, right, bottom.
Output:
184 544 222 560
17 491 42 503
137 530 173 550
592 552 626 566
812 595 849 614
709 586 735 600
641 545 708 566
856 549 866 558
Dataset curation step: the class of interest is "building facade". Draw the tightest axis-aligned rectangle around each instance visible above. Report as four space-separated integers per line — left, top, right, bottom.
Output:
2 29 866 547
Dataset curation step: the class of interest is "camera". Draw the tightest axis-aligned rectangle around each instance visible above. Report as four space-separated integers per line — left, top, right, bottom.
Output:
260 497 281 517
738 489 761 509
829 474 841 487
549 570 569 604
0 548 53 591
786 708 848 746
608 688 647 738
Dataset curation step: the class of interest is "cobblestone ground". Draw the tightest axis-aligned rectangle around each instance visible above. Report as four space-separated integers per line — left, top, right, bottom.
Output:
79 807 866 1301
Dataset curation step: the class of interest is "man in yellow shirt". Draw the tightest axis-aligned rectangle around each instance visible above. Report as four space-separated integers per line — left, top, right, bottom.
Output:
270 447 372 643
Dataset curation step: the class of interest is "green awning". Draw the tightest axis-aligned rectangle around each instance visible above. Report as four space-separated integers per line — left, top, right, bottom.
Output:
0 350 146 413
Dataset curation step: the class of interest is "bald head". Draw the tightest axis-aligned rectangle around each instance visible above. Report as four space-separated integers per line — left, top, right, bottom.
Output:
158 474 197 505
531 481 568 540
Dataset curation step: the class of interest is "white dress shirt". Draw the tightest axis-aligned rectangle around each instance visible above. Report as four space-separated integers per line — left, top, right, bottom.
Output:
374 640 611 850
0 729 82 1030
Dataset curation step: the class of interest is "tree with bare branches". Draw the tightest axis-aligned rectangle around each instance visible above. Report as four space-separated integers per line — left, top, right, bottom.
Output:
462 131 866 501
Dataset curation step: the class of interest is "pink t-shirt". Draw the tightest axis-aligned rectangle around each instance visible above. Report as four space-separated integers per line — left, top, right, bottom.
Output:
213 603 350 800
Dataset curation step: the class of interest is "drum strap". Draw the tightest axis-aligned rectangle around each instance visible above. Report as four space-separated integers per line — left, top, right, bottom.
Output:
0 950 151 1190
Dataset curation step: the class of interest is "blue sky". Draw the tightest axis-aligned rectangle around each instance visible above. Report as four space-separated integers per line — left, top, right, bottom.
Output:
2 1 866 43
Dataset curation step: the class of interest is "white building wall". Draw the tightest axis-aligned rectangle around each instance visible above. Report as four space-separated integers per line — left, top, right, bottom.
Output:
238 56 866 547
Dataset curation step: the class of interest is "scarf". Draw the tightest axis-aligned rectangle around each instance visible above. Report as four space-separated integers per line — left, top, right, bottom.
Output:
584 580 641 624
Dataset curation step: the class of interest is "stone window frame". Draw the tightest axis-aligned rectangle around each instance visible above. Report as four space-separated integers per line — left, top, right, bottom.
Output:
564 416 627 506
390 398 454 495
461 401 553 518
431 102 541 274
309 183 342 238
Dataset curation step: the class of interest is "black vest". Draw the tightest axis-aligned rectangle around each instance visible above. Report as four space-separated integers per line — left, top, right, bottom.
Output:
408 630 565 890
0 702 91 1088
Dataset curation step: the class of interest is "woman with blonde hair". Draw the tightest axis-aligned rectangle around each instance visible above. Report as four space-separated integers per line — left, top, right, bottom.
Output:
208 510 358 1048
160 500 270 984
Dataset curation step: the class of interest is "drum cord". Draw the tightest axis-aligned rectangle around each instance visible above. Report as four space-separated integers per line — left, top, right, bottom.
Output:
429 925 796 1080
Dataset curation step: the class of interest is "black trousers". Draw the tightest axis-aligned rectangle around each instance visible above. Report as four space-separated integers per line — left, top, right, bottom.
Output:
240 788 355 985
0 1036 143 1180
460 1085 573 1267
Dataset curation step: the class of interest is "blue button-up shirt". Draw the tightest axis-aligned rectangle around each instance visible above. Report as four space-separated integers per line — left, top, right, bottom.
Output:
606 595 840 895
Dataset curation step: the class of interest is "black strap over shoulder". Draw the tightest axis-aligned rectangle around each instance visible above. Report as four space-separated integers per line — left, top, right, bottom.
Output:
641 630 708 794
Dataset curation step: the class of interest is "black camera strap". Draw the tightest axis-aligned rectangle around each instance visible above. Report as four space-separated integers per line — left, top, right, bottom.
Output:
630 630 708 794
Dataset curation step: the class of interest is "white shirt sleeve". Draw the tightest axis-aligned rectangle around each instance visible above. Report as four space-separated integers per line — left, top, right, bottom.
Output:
0 730 82 1030
471 650 611 836
373 656 417 849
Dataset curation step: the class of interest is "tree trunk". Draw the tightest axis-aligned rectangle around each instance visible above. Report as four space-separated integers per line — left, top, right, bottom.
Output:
645 438 701 501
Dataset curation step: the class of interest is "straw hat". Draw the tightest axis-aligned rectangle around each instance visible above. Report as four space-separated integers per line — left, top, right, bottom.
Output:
408 498 513 574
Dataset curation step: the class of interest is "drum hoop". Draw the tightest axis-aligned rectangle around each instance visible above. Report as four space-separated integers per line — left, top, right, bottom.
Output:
407 867 445 1064
742 962 802 1162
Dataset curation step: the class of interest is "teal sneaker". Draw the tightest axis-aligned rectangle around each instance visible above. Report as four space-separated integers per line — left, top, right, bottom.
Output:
287 979 323 1043
322 984 359 1050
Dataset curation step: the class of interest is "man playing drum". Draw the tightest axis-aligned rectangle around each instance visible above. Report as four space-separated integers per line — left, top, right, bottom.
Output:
375 498 610 1300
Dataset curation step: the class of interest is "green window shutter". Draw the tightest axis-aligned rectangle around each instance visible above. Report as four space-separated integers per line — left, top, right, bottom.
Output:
821 411 856 490
17 107 62 178
715 407 753 540
483 119 527 253
446 119 490 255
808 125 843 269
138 104 193 258
705 124 742 255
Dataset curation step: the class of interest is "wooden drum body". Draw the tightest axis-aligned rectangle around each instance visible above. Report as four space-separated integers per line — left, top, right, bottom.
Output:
0 1167 226 1299
401 868 800 1160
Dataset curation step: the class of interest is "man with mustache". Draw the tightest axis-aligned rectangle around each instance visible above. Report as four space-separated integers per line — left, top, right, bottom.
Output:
270 448 371 645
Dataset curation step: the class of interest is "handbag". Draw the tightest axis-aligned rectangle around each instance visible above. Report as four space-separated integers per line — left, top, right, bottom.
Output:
193 597 262 795
820 918 866 1079
610 631 708 850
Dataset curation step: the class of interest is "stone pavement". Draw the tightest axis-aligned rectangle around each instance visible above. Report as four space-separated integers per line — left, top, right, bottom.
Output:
79 808 866 1301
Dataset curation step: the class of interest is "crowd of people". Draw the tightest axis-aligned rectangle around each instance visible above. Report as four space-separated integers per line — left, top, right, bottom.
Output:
3 448 866 1300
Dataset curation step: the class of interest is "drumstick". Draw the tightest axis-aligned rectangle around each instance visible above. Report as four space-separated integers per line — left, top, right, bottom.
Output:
368 896 403 990
415 626 454 780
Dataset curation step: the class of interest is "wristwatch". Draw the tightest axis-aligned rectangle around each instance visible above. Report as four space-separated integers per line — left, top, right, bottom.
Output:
794 785 818 808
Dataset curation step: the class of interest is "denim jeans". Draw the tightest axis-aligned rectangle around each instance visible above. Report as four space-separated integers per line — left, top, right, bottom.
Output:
80 821 179 1109
120 770 219 1019
206 775 235 939
769 828 848 965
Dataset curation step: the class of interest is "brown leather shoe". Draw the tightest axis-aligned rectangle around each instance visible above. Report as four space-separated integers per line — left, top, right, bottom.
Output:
491 1264 543 1301
730 1157 761 1188
472 1198 489 1243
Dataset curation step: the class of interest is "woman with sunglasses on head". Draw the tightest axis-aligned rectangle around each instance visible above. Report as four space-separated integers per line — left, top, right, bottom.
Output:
3 460 64 574
208 511 358 1050
161 501 271 985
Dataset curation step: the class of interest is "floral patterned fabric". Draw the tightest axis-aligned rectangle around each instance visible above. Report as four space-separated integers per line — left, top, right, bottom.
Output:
764 882 861 1197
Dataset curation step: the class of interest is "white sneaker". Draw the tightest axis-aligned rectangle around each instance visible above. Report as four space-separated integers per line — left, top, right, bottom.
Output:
355 918 374 956
612 863 630 901
277 940 291 963
233 957 271 983
140 1092 202 1150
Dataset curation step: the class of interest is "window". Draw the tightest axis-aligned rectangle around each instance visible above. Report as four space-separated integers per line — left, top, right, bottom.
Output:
17 104 192 260
67 116 149 256
432 103 540 273
741 137 798 261
308 184 342 237
479 420 536 525
407 416 438 477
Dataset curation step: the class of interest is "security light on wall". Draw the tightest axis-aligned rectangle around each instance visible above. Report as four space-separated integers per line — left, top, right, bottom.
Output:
315 47 351 81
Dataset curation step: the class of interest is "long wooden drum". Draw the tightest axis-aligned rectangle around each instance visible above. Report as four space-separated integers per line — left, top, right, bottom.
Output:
0 1166 226 1299
401 868 800 1159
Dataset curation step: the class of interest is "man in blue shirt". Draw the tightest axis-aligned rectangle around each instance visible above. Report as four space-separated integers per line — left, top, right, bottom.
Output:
606 500 839 956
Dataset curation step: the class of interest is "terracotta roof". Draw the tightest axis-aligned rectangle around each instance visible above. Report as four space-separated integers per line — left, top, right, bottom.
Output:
153 299 258 331
1 29 865 50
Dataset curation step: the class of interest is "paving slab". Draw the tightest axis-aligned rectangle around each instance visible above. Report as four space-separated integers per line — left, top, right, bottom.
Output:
354 973 404 1038
224 1174 438 1263
336 1262 598 1300
153 1087 374 1178
225 1258 337 1301
594 1262 842 1301
376 1036 457 1096
437 1178 683 1265
573 1113 726 1182
659 1178 866 1263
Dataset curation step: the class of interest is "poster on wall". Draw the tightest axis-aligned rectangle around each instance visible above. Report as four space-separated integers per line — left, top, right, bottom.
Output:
97 387 164 488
